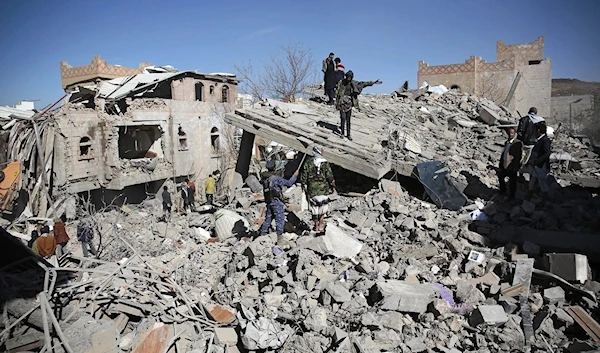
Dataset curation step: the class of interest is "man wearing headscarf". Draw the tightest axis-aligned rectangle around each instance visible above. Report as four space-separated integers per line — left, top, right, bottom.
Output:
32 225 57 259
53 216 70 257
335 71 382 140
260 160 299 245
300 147 337 232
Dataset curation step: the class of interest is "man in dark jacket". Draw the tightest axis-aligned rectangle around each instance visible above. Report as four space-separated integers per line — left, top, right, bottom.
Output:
260 160 299 245
322 53 336 105
77 219 97 258
334 58 345 85
527 122 552 196
162 186 172 221
335 71 382 140
497 126 523 199
517 107 545 164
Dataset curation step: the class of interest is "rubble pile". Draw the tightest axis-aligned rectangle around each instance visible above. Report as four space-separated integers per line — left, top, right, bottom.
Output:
2 88 599 353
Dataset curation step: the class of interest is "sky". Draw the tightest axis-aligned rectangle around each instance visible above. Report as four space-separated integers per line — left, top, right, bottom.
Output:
0 0 599 109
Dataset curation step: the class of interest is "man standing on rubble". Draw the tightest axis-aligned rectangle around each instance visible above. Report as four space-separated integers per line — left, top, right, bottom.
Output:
53 216 70 257
77 218 97 258
162 186 172 221
517 107 545 164
527 122 552 200
335 71 382 140
205 173 216 206
497 126 523 199
185 178 196 211
300 147 337 232
322 53 336 105
260 160 299 245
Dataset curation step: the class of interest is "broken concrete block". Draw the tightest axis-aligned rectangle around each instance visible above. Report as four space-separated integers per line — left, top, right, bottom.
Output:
478 105 500 125
214 209 249 240
347 211 367 228
456 281 486 304
325 282 352 303
369 280 438 313
214 327 238 346
470 305 509 326
543 253 589 283
114 313 129 333
380 179 404 198
307 224 363 259
5 332 42 352
115 302 144 317
132 323 172 353
245 175 262 193
512 258 535 295
543 286 565 305
333 327 348 343
460 228 488 246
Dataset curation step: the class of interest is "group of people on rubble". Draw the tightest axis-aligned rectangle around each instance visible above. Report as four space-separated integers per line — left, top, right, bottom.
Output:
322 52 382 141
27 215 98 263
496 107 552 202
161 171 218 221
260 146 336 246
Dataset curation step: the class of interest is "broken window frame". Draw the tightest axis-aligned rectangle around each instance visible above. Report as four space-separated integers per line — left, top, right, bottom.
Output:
209 85 215 95
78 135 94 160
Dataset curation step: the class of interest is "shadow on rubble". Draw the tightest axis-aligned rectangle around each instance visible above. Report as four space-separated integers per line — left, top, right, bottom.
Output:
316 120 341 135
465 172 600 264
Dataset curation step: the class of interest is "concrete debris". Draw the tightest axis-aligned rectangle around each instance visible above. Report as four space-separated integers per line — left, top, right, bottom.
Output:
2 82 600 353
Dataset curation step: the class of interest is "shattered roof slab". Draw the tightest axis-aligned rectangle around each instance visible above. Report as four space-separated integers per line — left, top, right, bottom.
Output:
99 71 238 100
0 106 35 120
225 102 393 179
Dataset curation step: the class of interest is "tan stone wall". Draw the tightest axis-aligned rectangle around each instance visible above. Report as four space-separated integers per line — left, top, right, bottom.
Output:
550 94 594 127
497 36 544 66
513 59 552 117
171 77 238 104
60 56 150 89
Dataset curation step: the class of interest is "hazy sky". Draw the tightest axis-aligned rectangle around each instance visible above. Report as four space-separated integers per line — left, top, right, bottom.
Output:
0 0 599 108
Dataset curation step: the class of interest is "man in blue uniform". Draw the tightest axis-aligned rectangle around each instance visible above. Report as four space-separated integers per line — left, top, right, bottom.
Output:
260 160 298 243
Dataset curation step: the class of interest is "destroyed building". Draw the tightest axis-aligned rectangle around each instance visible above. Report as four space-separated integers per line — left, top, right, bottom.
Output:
418 36 552 117
5 58 239 217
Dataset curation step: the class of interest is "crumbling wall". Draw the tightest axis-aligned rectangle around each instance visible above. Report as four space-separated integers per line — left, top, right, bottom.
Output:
497 36 544 65
513 58 552 117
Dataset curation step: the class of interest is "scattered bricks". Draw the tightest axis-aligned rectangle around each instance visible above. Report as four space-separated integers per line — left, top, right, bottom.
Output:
369 280 438 313
543 286 566 305
325 282 352 303
521 200 535 215
470 305 509 326
469 272 500 286
214 327 238 346
543 253 589 283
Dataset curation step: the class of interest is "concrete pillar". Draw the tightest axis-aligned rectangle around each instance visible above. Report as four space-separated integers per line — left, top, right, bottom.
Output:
235 130 255 180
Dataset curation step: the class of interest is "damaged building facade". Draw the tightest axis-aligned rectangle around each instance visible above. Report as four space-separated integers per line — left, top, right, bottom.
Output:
56 58 239 202
418 36 552 117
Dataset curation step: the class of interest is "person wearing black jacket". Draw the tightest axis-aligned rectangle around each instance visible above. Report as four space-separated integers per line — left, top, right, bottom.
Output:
527 122 552 196
498 126 523 199
517 107 545 165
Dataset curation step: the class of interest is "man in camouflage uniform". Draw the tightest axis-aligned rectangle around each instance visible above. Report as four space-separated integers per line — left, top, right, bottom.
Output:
260 160 299 244
335 70 382 140
300 147 337 232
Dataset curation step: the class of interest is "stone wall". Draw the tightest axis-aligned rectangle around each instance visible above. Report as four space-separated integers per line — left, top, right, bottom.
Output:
60 56 150 89
417 37 551 117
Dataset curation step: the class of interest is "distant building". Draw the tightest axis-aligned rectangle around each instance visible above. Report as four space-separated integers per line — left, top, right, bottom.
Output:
418 36 552 117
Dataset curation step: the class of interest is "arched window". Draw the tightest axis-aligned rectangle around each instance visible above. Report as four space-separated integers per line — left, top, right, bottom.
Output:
211 127 220 155
221 85 229 103
195 82 204 101
78 136 94 160
209 85 214 95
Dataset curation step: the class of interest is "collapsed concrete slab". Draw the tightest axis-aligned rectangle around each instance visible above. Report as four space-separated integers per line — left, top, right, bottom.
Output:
470 305 509 326
416 161 468 211
369 280 439 313
543 253 590 283
307 224 363 259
